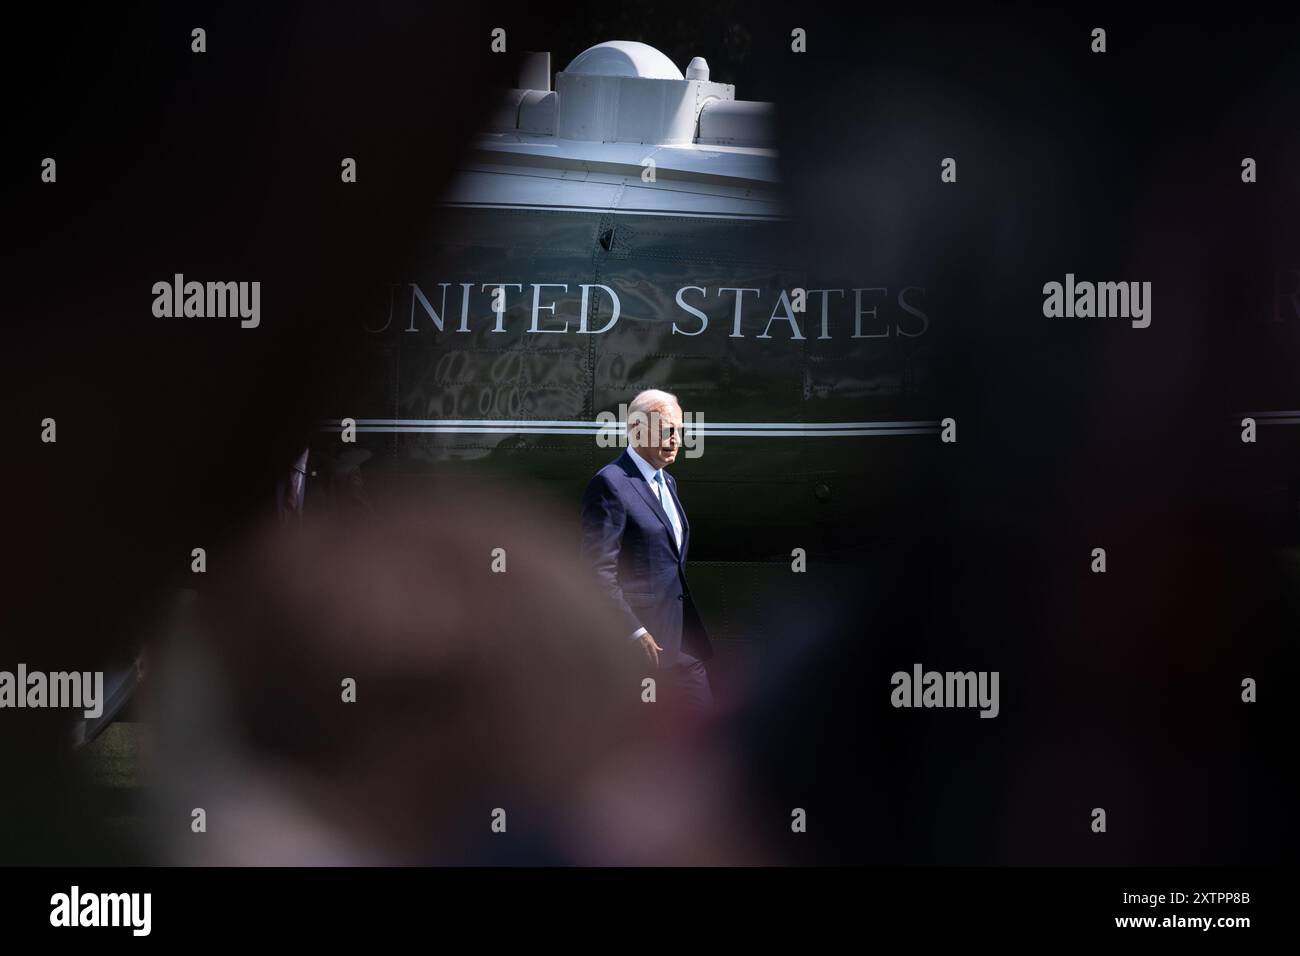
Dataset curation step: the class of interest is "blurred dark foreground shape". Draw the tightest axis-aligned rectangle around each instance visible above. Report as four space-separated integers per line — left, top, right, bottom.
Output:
147 476 767 865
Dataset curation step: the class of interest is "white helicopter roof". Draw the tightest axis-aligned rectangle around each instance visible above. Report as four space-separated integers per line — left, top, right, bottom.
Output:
441 41 783 220
564 40 685 80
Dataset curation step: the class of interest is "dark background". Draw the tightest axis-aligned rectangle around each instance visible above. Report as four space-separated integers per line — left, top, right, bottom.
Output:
2 2 1294 865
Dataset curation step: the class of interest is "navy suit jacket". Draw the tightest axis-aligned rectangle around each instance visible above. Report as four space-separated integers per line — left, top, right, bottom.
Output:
580 449 712 668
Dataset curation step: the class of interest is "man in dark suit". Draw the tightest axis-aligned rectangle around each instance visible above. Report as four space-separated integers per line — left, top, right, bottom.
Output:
580 389 714 714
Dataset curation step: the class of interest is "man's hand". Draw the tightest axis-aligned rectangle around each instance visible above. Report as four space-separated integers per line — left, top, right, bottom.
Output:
638 631 664 668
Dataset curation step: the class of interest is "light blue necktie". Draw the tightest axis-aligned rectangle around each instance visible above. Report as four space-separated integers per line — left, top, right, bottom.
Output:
654 470 682 550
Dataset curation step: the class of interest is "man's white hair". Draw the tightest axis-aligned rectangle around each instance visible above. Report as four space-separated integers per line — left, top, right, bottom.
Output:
628 389 680 418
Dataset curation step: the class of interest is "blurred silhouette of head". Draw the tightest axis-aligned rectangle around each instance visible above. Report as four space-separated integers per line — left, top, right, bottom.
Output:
178 477 658 863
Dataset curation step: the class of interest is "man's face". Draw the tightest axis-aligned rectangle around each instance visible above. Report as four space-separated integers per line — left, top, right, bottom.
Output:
632 403 682 470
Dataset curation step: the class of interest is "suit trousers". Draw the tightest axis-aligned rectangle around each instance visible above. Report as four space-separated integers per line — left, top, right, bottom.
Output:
662 650 714 715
